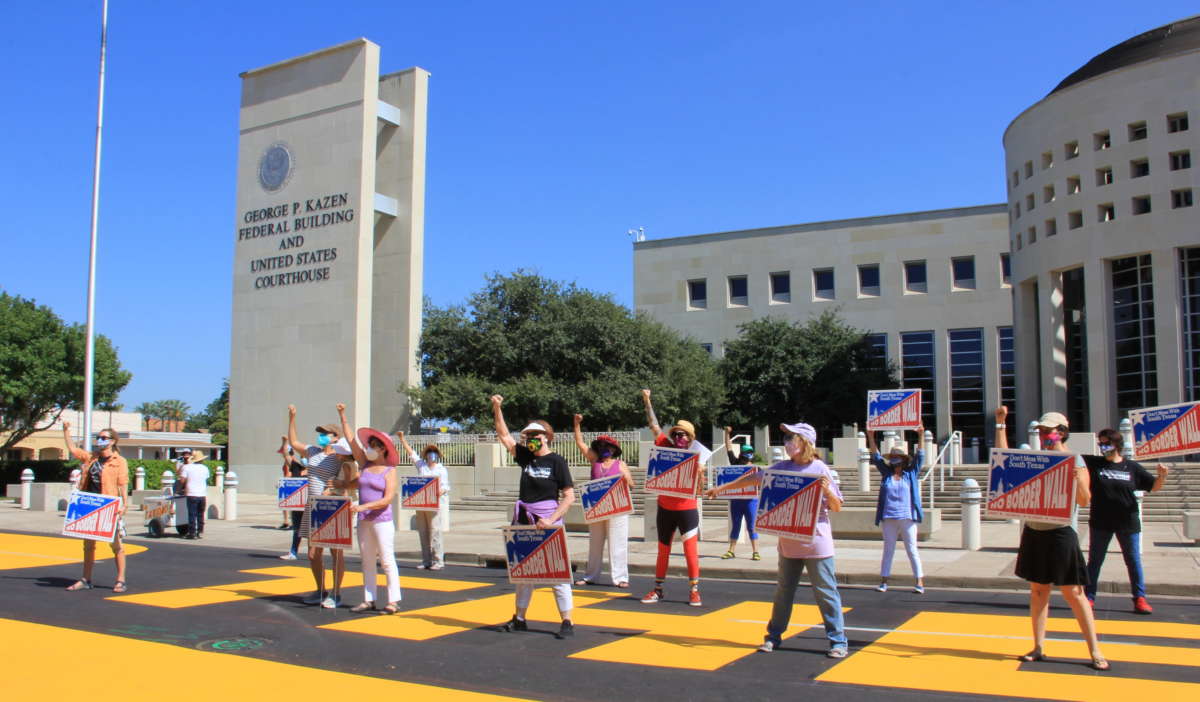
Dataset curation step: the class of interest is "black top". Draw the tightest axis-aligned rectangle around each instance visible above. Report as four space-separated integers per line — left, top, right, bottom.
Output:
287 459 305 477
513 445 573 504
1082 455 1156 533
727 450 753 466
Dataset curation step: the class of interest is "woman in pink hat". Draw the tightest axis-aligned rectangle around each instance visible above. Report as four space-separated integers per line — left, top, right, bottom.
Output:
337 404 402 614
572 413 633 588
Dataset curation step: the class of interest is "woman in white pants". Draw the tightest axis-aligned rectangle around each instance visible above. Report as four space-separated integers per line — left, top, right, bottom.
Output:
337 404 402 614
867 425 925 593
398 432 450 570
572 414 632 588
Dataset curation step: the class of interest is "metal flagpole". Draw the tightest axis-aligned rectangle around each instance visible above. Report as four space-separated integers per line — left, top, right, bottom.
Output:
82 0 109 452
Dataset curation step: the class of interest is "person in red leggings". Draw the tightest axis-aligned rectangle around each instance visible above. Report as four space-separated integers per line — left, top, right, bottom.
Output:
639 388 711 606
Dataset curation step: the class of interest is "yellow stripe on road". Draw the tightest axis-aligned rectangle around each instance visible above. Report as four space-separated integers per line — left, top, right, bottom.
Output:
0 533 147 570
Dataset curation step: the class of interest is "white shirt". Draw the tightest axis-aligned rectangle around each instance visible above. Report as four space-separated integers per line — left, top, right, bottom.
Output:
415 459 450 499
180 464 210 497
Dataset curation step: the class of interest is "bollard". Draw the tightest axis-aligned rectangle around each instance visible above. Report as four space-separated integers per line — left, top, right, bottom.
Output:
1119 418 1134 460
961 477 981 551
215 466 225 491
224 471 238 521
162 470 175 495
69 468 81 488
20 468 34 510
831 470 841 488
858 447 871 492
135 465 145 491
971 437 980 464
1027 421 1040 450
923 429 934 459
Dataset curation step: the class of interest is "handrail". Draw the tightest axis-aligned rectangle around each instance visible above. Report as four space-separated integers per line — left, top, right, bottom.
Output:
918 431 961 512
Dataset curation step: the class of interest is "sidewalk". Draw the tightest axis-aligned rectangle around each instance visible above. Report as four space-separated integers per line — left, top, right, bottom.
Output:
2 495 1196 597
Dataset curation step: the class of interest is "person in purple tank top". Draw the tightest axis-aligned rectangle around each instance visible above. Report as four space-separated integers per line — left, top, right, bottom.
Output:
572 414 633 588
336 404 402 615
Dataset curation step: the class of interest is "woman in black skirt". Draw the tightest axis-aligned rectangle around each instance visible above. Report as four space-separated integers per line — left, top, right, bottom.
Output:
994 406 1108 671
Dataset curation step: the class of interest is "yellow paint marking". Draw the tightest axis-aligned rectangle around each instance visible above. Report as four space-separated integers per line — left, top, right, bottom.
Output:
110 566 488 608
818 611 1200 701
0 532 146 570
0 617 529 701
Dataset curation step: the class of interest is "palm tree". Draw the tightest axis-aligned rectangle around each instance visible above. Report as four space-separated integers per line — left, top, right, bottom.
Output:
134 401 161 431
157 399 191 432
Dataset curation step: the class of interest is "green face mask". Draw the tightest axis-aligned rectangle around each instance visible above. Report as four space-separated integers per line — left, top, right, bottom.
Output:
526 437 543 452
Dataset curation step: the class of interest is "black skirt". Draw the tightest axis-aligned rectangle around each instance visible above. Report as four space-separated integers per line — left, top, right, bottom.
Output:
1014 525 1089 586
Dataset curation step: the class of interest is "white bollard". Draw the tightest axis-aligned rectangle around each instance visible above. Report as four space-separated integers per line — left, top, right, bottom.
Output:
69 468 81 488
224 471 238 521
1119 418 1134 460
1027 421 1040 450
923 430 934 460
961 477 981 551
858 447 871 493
20 468 34 510
215 466 225 491
135 465 145 491
161 470 175 495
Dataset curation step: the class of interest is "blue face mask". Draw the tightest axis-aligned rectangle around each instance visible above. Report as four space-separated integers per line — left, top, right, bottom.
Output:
316 433 332 447
597 448 613 459
1098 444 1114 454
888 457 905 466
427 452 439 463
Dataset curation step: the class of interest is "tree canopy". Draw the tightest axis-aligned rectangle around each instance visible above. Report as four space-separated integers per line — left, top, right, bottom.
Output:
719 311 898 443
186 379 229 447
409 272 724 432
0 291 131 453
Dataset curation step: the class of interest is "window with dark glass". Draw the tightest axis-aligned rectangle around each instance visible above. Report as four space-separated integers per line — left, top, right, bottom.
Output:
1112 255 1157 414
901 331 937 436
998 326 1017 446
858 264 880 297
1181 248 1200 401
1063 268 1090 429
770 272 791 303
728 276 748 306
814 268 835 300
687 279 707 309
904 260 927 293
951 257 975 289
1000 253 1011 285
949 328 985 444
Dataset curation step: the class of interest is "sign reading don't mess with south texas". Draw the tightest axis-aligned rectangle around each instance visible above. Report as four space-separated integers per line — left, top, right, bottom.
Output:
754 469 822 542
308 496 353 548
578 475 633 523
503 526 571 584
986 449 1076 525
1130 401 1200 461
644 447 702 498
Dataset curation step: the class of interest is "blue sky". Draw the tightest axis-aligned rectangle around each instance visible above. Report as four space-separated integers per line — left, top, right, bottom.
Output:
1 1 1195 413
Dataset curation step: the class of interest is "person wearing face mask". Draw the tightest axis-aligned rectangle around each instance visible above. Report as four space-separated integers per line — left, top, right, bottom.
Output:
866 424 926 593
1082 428 1169 614
706 422 848 658
490 395 577 639
398 431 451 570
994 406 1108 671
720 425 761 561
640 388 712 607
572 414 634 588
62 421 130 593
287 404 356 609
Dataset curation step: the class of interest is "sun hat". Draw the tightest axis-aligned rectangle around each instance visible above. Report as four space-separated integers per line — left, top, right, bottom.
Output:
519 422 555 441
779 422 817 444
592 434 622 457
668 420 696 441
357 427 398 466
191 452 206 462
1035 411 1069 429
315 423 340 436
885 444 908 457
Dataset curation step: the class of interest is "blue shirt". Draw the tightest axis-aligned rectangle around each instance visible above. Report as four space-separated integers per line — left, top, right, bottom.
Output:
881 471 913 520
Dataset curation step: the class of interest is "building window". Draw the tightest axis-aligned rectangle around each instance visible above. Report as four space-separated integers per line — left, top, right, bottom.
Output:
770 271 791 303
864 333 887 367
1024 161 1033 178
1173 189 1194 209
951 256 976 290
1063 268 1090 429
1094 130 1110 150
1181 248 1200 401
1096 166 1114 186
1041 151 1053 170
687 279 707 309
1011 170 1019 187
1067 176 1081 194
1025 193 1035 211
1064 140 1079 160
1044 218 1057 237
1000 253 1011 285
1167 112 1189 133
1170 150 1191 170
1043 185 1055 203
1098 203 1116 222
1068 210 1083 229
949 328 986 444
700 343 713 354
1131 195 1152 215
1016 232 1022 250
1014 202 1021 218
858 264 880 297
728 275 748 306
1112 254 1157 414
904 260 927 294
813 268 834 301
901 331 937 436
1027 226 1037 245
1130 158 1150 178
998 326 1017 446
1128 121 1148 141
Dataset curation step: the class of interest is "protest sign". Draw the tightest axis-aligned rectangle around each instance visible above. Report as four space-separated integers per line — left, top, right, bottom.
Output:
62 490 122 542
711 465 759 499
867 389 923 431
1130 401 1200 461
277 477 308 511
578 475 633 523
502 525 571 584
754 469 822 542
401 476 441 512
986 449 1076 524
644 446 703 498
309 495 353 548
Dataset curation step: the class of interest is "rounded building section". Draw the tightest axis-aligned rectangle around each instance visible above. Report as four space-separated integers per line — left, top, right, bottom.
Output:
1003 16 1200 431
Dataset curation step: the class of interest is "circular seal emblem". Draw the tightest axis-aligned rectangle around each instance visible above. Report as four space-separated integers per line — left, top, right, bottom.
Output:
258 142 293 193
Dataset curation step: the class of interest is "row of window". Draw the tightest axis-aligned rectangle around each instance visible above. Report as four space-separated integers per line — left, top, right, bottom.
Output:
1010 151 1191 221
686 255 1011 309
1009 111 1190 188
1013 190 1195 250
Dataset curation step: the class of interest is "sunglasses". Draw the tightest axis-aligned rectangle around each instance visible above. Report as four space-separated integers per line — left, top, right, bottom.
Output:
670 431 689 439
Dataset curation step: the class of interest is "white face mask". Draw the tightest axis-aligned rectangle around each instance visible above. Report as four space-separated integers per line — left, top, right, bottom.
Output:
364 448 380 462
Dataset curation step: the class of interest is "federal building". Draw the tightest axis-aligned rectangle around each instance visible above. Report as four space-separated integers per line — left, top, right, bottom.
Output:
634 17 1199 447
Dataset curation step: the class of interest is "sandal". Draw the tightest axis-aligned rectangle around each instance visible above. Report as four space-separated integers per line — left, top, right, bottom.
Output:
574 578 592 586
66 579 92 591
1089 657 1110 671
380 603 399 615
112 581 127 594
616 582 630 589
1018 650 1045 663
350 602 376 613
721 551 736 559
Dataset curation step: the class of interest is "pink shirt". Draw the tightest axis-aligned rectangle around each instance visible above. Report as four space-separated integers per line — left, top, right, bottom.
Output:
591 459 624 480
768 458 841 560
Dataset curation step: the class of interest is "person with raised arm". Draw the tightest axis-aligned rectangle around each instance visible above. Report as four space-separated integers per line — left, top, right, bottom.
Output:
994 406 1108 671
866 424 926 593
62 421 129 593
278 437 307 560
572 413 633 588
720 425 760 562
640 388 710 607
398 431 451 570
490 394 577 638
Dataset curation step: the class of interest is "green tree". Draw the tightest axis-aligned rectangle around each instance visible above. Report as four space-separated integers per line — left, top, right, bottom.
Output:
156 399 191 429
0 292 131 454
187 379 229 447
409 272 724 432
719 311 898 443
134 401 162 430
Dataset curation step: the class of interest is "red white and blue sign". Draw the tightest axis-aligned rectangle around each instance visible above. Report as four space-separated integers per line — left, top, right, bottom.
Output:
579 475 633 523
502 525 571 584
712 465 759 500
277 477 308 511
644 447 702 498
1130 401 1200 461
62 490 122 542
754 469 822 542
867 389 922 431
401 476 441 512
986 449 1076 524
309 496 353 549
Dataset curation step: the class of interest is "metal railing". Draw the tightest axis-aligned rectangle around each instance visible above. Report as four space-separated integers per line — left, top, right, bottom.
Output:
498 430 642 467
919 431 962 511
394 430 643 467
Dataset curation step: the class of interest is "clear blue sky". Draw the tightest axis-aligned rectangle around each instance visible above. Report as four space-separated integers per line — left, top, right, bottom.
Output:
1 1 1194 413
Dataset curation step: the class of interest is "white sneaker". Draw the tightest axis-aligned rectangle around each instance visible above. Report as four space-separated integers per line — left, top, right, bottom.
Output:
279 552 298 560
321 594 341 609
303 591 324 605
429 564 444 571
875 582 888 593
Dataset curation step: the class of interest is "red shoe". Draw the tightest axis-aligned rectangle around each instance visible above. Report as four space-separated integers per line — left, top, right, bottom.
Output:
640 587 663 604
688 587 702 607
1133 596 1153 615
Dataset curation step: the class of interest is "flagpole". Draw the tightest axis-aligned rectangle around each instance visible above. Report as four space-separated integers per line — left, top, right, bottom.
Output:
82 0 109 452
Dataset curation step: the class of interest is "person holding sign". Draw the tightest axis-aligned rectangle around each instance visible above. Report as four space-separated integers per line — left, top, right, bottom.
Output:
706 422 848 658
62 422 129 593
490 395 577 639
994 406 1108 671
398 431 451 570
866 425 925 593
278 440 307 560
640 388 711 607
720 425 761 561
572 414 633 588
287 404 356 609
1083 428 1169 614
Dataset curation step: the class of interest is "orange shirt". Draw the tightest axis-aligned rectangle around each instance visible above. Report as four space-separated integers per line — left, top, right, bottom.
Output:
69 447 129 500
